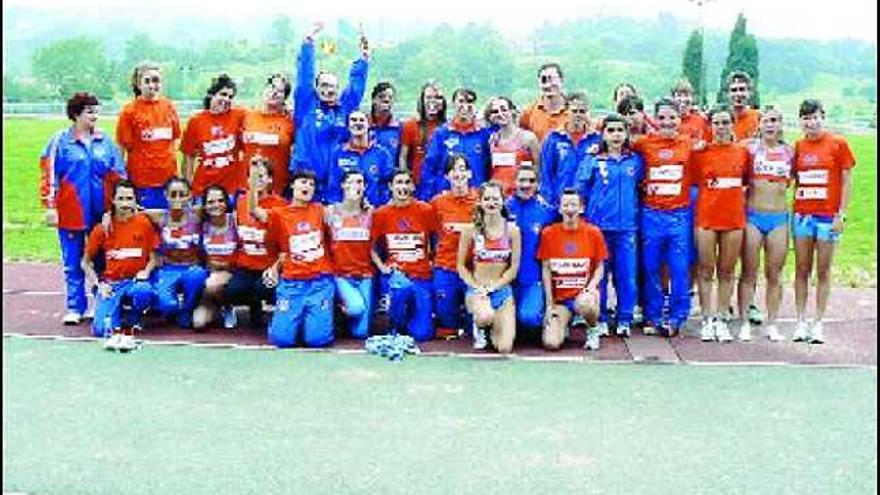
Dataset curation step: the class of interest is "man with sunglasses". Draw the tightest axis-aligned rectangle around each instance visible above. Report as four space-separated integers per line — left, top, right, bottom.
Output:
116 62 181 209
292 22 370 202
519 63 570 142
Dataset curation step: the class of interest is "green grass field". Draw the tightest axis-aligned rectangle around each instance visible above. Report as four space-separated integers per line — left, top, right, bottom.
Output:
3 337 877 494
2 117 876 286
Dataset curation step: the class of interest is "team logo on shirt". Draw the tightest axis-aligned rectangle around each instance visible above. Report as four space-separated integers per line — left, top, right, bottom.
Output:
397 218 413 231
296 221 312 232
626 166 636 176
473 144 483 154
564 242 576 255
211 126 224 138
802 153 819 165
659 149 674 160
444 137 460 149
369 164 379 175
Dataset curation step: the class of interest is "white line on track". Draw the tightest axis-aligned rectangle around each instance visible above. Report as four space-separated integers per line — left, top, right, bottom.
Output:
2 332 876 370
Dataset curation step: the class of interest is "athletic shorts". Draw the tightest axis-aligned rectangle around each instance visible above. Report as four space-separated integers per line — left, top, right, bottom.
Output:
792 213 840 243
466 285 513 311
747 209 789 236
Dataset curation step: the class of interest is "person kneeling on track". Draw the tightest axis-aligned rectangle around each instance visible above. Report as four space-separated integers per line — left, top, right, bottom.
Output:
83 180 158 351
263 170 336 348
537 189 607 351
457 181 522 353
192 186 238 330
371 170 439 342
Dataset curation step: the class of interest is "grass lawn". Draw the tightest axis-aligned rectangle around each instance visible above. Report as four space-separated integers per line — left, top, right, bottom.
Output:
2 117 876 286
3 337 877 495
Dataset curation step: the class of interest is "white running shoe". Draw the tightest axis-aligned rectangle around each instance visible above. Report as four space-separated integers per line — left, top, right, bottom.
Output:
747 303 764 325
62 311 82 325
764 324 784 342
616 324 631 338
720 308 733 324
700 318 715 341
192 306 212 330
103 333 122 351
738 321 752 341
714 319 733 342
117 333 138 352
596 322 609 337
83 305 95 320
632 305 644 325
792 320 809 342
808 321 825 344
472 325 488 350
584 327 601 351
222 306 238 329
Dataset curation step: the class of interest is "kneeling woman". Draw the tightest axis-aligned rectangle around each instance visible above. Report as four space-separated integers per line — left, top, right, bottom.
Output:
193 186 238 330
457 181 521 353
83 180 159 350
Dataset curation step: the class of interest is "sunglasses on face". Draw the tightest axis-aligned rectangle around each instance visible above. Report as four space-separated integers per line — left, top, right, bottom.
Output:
570 108 589 115
540 74 557 84
729 86 749 93
518 177 537 183
142 76 161 84
489 107 509 115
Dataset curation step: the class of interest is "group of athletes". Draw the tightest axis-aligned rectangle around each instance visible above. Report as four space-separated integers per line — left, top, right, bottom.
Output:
40 23 855 353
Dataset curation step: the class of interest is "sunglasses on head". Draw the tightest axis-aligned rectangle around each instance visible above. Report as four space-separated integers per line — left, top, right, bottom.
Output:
142 76 161 84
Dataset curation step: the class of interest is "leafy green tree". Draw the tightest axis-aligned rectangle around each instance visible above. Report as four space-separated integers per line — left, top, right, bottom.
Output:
717 13 760 107
682 28 706 106
32 37 115 100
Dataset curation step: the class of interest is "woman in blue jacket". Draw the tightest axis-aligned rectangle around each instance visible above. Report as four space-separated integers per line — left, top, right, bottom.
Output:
576 113 643 337
291 22 370 202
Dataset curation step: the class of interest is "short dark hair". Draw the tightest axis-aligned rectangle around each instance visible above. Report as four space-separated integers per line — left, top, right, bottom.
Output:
164 176 191 193
203 73 237 109
652 96 678 115
538 63 564 80
66 92 99 121
560 187 582 204
708 104 732 123
727 70 752 88
598 113 631 153
202 185 229 210
617 95 645 115
290 169 317 185
370 81 396 118
799 99 825 118
612 82 638 103
391 169 413 183
452 88 477 103
566 92 589 106
444 153 469 175
266 73 291 99
110 179 137 215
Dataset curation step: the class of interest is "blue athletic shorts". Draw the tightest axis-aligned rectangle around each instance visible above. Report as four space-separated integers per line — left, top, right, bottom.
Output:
792 213 840 243
466 285 514 311
747 209 789 236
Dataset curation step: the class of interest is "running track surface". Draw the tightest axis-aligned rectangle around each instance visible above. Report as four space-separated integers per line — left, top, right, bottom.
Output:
3 262 876 366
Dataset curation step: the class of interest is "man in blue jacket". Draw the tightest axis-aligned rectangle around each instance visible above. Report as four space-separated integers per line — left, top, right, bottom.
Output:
576 113 643 337
418 88 492 200
539 92 601 207
326 110 394 207
292 22 370 202
507 165 559 338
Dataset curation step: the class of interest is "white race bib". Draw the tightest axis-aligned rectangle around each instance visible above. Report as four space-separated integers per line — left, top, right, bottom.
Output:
754 159 790 178
142 127 173 141
242 131 280 146
549 258 590 275
798 169 829 185
649 164 684 181
288 231 324 262
205 241 235 256
387 233 424 262
708 177 743 189
334 227 370 242
237 226 266 243
107 248 142 260
491 152 517 168
795 187 828 200
203 135 236 155
648 183 682 196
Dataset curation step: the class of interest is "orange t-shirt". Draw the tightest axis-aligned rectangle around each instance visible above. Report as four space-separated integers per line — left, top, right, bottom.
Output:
241 109 295 196
86 213 159 281
793 133 856 216
400 118 441 184
180 108 246 197
371 201 439 280
234 194 287 271
489 131 534 197
266 202 331 280
325 204 374 278
519 100 570 142
634 134 694 210
691 143 750 230
733 108 760 141
116 97 181 188
680 111 710 143
430 189 478 271
536 220 608 303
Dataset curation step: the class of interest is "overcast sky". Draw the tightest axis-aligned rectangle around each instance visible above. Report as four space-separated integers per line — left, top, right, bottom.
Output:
6 0 878 42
